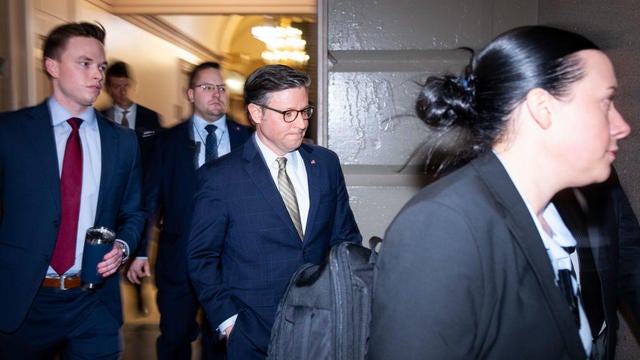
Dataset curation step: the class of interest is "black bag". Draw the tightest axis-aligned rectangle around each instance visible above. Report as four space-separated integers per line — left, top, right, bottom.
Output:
268 237 382 360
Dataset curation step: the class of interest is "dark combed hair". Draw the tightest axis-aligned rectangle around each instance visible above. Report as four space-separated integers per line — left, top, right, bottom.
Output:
42 22 106 76
105 61 130 86
188 61 221 87
244 64 311 106
416 25 599 176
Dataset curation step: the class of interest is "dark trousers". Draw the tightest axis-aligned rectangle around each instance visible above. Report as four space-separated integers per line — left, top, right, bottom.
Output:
0 287 120 360
156 281 222 360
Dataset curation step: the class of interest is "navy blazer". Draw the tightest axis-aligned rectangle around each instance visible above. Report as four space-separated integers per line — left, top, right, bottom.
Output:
101 104 161 173
137 117 252 282
0 101 145 333
187 138 361 354
371 152 586 359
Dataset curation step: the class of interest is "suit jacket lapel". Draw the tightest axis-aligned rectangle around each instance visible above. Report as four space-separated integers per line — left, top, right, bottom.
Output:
175 118 199 170
243 139 302 244
299 144 318 242
26 102 62 211
227 119 245 149
95 111 118 222
473 153 586 359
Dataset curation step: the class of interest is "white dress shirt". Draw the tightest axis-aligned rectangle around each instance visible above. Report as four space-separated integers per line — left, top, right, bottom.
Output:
494 152 592 356
48 98 102 277
192 114 231 167
113 103 137 129
47 98 130 277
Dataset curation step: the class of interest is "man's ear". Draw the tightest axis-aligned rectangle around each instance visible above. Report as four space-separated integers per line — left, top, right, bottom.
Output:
525 88 553 130
186 88 195 103
247 103 263 124
44 57 58 79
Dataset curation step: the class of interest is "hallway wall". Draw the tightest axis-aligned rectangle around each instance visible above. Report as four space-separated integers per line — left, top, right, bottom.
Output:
324 0 537 242
79 1 204 127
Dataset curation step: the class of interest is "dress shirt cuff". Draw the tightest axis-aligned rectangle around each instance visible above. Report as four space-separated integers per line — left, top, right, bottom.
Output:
115 239 130 262
218 314 238 335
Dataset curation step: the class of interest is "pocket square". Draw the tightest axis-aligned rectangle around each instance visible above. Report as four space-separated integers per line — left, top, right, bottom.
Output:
142 130 157 138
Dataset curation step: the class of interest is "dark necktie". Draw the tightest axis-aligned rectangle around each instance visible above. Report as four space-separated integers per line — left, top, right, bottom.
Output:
204 124 218 162
121 110 129 128
577 245 604 336
559 247 581 327
51 118 83 275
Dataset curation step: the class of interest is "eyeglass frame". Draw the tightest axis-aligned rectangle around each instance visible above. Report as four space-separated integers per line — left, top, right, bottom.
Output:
192 83 226 93
258 103 315 123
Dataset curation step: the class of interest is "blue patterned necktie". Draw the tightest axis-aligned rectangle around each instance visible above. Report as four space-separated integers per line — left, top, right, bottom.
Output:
204 124 218 162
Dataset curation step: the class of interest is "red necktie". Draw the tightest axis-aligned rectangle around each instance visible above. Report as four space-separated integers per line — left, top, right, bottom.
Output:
51 118 83 275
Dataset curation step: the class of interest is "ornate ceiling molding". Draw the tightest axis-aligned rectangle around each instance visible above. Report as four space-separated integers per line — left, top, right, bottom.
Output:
120 15 224 61
86 0 315 15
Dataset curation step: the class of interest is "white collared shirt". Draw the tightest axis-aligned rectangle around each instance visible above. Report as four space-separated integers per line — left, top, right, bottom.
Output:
493 152 592 356
48 97 102 277
192 114 231 167
254 134 310 233
114 103 137 129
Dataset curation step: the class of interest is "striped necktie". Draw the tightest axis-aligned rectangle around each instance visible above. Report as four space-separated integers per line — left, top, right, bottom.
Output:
276 157 303 240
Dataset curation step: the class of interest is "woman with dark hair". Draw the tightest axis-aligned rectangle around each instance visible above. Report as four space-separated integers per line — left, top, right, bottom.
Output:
370 26 631 359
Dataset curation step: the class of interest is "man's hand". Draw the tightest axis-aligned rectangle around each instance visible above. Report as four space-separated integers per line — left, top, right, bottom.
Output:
97 242 126 278
127 258 151 284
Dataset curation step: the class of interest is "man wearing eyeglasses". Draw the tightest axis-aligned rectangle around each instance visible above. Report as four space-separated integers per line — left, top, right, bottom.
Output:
126 61 252 360
187 64 362 360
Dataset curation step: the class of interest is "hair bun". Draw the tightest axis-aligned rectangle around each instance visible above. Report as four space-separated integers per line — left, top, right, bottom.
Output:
415 75 476 130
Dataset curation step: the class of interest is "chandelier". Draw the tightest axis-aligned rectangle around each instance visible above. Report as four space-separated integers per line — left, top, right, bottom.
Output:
251 19 310 67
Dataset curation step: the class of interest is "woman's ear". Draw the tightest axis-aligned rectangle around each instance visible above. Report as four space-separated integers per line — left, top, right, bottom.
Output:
525 88 553 130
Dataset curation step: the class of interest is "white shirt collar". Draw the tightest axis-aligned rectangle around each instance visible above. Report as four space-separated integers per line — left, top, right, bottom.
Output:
47 97 97 129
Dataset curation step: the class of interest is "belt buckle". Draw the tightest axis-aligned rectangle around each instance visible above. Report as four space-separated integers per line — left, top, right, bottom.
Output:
59 275 69 290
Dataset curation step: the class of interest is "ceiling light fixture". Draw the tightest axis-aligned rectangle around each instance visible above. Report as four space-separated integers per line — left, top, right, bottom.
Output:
251 19 310 67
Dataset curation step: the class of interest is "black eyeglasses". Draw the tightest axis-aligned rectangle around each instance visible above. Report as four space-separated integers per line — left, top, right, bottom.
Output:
259 104 314 123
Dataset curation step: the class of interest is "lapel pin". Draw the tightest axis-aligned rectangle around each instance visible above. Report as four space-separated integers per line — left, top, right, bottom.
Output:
311 160 316 165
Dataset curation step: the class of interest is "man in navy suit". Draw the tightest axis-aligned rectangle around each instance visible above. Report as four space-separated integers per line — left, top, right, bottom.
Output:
101 60 161 317
127 62 252 359
101 61 162 174
0 22 144 359
187 64 362 360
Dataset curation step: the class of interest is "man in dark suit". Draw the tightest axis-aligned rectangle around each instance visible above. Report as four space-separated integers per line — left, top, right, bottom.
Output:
127 62 252 359
101 61 161 174
187 64 362 360
0 22 144 359
553 170 640 359
102 61 161 317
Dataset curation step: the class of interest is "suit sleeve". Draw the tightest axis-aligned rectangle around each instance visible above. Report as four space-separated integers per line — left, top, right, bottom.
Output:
329 152 362 246
135 136 164 258
369 200 483 360
187 164 238 329
115 130 145 253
